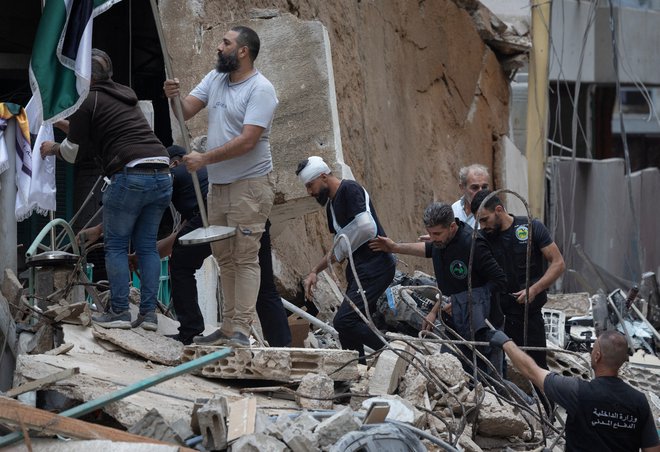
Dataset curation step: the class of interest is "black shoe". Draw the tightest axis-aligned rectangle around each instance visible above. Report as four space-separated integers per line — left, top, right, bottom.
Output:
92 310 131 329
165 333 195 346
193 329 231 346
228 332 250 347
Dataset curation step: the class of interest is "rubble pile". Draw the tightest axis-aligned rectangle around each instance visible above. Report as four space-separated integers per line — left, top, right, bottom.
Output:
1 266 659 451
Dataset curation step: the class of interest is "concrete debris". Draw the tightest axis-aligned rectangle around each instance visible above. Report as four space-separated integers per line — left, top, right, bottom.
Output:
296 371 335 409
427 352 467 387
181 345 359 381
476 392 528 438
92 326 184 366
227 397 257 442
127 409 180 444
546 292 591 318
44 301 91 325
368 341 411 395
315 407 362 450
231 433 288 452
2 268 24 308
44 342 75 356
197 395 229 450
362 396 423 426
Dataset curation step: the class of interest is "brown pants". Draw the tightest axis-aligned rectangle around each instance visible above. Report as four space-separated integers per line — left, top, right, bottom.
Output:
208 174 275 336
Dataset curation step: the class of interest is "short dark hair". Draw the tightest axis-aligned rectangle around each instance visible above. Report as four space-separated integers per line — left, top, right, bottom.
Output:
597 330 629 369
470 190 502 215
423 202 454 229
231 26 260 61
295 158 309 176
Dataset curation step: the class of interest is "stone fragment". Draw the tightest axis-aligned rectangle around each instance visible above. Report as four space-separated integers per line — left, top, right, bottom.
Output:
127 408 179 444
398 360 428 408
170 417 195 443
296 372 334 409
427 352 466 386
231 433 288 452
361 395 424 426
368 341 411 395
283 417 320 452
477 392 527 438
190 398 209 435
314 407 361 449
44 343 74 356
91 326 183 366
2 268 23 307
197 395 229 451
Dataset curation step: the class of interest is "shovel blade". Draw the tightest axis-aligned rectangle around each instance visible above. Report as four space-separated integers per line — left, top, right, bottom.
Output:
178 225 236 245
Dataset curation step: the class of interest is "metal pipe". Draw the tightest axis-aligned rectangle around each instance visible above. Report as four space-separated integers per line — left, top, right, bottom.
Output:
280 297 339 338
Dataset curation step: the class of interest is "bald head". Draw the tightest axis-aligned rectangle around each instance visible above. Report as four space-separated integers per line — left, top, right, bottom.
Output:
595 331 629 370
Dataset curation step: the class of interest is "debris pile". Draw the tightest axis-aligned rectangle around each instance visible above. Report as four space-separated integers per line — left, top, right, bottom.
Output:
1 266 660 450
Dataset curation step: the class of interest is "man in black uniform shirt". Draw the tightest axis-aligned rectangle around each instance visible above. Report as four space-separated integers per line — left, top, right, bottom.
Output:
490 329 660 452
370 202 507 373
471 190 565 370
297 156 396 359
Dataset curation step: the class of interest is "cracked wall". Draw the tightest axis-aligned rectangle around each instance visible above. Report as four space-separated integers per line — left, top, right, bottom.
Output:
160 0 511 297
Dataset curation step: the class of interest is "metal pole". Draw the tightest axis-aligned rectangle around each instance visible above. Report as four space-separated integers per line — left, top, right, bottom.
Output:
0 117 18 284
0 347 232 447
280 297 339 339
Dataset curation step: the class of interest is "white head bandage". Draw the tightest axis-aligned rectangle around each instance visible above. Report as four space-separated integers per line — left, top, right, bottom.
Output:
298 156 331 185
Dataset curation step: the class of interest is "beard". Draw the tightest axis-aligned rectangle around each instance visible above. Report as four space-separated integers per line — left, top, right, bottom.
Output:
215 49 239 73
432 241 447 250
314 186 330 206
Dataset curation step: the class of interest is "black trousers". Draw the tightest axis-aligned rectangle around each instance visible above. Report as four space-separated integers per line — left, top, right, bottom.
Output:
171 218 291 346
333 264 395 359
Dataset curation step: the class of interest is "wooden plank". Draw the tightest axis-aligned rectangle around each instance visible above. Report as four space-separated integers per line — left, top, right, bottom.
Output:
226 397 256 443
0 396 193 449
4 368 79 398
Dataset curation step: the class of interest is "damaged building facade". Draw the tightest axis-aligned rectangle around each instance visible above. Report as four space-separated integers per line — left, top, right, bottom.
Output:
1 0 660 450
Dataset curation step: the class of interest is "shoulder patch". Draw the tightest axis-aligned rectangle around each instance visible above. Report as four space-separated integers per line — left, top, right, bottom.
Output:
515 225 529 242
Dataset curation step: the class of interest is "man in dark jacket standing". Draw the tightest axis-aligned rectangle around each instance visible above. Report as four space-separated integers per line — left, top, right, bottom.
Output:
41 49 172 330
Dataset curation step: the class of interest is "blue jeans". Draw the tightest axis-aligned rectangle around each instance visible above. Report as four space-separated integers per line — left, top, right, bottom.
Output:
103 171 172 314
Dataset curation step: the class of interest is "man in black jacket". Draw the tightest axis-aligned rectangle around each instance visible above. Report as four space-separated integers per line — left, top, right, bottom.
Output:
370 202 507 373
41 49 172 330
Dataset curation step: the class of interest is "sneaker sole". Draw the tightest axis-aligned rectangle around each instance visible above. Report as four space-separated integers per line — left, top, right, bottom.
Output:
228 339 250 348
140 322 158 332
193 337 230 346
93 320 131 329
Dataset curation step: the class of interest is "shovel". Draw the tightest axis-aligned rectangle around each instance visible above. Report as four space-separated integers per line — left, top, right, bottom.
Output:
149 0 235 245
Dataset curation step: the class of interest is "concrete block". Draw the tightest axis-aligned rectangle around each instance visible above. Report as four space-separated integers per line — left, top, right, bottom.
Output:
399 363 428 408
197 395 229 450
361 395 424 427
296 372 334 410
170 417 195 443
1 268 23 306
231 433 288 452
314 407 360 449
368 341 411 395
182 346 359 382
283 426 320 452
227 397 256 442
291 411 320 432
427 352 466 386
127 408 179 444
476 392 527 438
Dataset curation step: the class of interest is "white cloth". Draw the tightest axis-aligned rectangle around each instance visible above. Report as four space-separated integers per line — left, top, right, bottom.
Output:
16 97 57 221
298 155 331 185
189 70 278 184
452 198 476 228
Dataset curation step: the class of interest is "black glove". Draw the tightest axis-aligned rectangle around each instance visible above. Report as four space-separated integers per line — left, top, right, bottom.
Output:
489 330 513 348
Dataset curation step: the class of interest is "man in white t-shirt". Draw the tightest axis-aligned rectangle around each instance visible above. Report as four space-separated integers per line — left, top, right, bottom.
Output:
163 26 278 347
451 164 490 228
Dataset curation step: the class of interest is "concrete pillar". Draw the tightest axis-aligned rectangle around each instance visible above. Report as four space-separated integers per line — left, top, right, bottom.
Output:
0 118 18 285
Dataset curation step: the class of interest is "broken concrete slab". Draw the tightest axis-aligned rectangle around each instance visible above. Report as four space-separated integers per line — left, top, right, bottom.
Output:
92 326 183 366
427 352 467 387
13 350 299 428
44 342 75 356
314 407 361 449
368 341 411 395
182 346 359 382
1 268 23 307
308 271 343 323
231 433 288 452
44 301 91 325
476 392 527 438
128 408 180 444
296 371 334 410
2 439 183 451
62 323 119 354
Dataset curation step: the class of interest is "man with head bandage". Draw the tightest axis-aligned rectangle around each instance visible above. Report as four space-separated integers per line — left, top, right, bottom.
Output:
296 156 395 360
